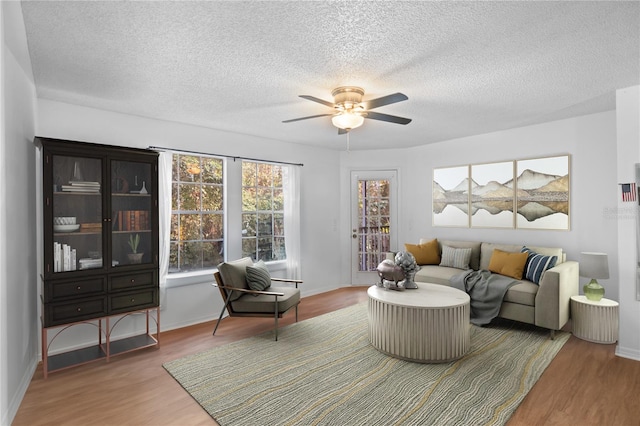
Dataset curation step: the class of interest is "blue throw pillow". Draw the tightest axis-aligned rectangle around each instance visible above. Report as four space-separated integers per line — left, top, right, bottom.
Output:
521 246 557 284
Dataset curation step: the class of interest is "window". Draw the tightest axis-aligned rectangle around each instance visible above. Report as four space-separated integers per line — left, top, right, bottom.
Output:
169 154 224 273
242 161 286 261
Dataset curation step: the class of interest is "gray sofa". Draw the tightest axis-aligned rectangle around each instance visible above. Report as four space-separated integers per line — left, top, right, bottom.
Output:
393 239 579 337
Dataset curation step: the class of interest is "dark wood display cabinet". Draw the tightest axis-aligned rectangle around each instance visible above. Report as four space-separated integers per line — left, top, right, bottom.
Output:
38 137 160 378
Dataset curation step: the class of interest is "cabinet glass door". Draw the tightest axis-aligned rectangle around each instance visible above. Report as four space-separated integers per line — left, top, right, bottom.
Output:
111 160 153 266
52 155 103 272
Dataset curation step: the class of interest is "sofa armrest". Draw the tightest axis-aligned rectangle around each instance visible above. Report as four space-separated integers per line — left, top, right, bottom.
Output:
534 260 579 330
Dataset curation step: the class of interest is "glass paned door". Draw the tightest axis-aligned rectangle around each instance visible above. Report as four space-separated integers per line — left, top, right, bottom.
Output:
51 155 103 272
111 160 153 266
351 171 397 284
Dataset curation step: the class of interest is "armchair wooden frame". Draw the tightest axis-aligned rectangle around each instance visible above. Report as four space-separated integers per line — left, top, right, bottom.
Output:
212 271 302 341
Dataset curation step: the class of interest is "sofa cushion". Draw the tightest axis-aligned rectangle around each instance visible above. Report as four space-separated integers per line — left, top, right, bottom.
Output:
525 246 565 265
481 243 564 269
217 257 254 302
246 260 272 293
521 246 557 284
503 281 538 306
480 243 522 270
405 239 440 265
440 245 472 269
435 240 482 270
415 265 462 285
488 249 528 280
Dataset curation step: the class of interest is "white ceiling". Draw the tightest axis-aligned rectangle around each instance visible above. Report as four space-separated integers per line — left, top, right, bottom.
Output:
19 1 640 151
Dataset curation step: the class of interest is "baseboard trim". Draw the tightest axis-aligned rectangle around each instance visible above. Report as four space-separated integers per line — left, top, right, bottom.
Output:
6 353 37 425
615 344 640 361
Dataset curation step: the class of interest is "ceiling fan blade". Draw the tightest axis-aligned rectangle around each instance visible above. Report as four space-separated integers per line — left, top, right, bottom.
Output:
364 111 412 125
282 113 334 123
299 95 335 108
362 93 408 110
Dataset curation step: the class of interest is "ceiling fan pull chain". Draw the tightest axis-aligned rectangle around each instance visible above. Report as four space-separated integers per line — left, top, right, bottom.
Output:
347 132 350 152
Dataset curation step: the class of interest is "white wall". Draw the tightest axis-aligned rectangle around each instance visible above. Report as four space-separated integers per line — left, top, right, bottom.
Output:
2 2 38 424
616 85 640 360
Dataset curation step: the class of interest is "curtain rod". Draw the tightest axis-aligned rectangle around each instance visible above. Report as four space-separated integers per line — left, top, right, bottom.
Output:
148 146 303 167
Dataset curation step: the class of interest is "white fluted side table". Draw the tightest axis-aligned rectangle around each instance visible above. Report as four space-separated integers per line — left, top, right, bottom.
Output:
570 296 619 344
367 283 470 363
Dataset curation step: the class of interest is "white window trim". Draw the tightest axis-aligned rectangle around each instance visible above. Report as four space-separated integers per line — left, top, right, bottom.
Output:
165 259 287 288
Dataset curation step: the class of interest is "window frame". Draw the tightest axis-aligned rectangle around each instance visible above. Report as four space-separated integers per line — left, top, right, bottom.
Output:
169 154 224 274
241 160 286 262
166 155 289 285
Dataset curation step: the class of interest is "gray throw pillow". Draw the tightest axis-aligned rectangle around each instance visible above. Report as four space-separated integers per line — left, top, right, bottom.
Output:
246 260 271 294
439 245 472 270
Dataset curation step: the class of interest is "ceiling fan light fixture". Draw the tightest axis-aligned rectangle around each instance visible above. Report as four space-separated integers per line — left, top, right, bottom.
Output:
332 111 364 130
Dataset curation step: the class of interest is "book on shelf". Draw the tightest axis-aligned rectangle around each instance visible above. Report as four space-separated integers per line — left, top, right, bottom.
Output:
80 223 102 232
53 242 77 272
114 210 150 231
69 180 100 187
61 180 101 193
78 258 103 270
61 185 100 193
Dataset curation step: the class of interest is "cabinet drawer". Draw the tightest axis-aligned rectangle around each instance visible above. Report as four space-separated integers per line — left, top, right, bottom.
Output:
44 297 108 327
110 271 156 292
44 277 107 302
110 289 158 314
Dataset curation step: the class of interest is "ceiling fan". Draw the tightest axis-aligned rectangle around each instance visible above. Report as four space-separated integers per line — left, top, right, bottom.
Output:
283 86 412 134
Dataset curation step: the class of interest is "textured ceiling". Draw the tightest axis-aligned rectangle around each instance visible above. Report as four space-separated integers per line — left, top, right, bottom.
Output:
20 1 640 151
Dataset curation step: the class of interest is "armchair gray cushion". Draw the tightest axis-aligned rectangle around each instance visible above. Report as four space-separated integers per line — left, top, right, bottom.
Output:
217 257 253 301
232 287 300 314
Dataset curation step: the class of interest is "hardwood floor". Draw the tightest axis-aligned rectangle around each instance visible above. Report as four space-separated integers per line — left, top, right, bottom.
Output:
12 287 640 426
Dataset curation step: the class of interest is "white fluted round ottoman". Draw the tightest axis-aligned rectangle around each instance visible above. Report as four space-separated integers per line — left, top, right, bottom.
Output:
367 283 470 363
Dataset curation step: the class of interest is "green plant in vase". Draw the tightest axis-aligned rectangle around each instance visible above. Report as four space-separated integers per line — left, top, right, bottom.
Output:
127 234 144 264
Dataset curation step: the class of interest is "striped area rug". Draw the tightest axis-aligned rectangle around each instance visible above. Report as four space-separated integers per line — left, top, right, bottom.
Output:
164 302 568 426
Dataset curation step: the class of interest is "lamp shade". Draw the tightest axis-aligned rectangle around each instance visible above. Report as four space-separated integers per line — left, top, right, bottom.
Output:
332 112 364 130
579 252 609 279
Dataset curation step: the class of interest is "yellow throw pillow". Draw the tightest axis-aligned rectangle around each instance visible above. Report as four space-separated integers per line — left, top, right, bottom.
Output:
488 249 528 280
405 239 440 265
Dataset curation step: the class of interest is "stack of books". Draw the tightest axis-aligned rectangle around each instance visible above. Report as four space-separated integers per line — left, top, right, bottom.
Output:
61 181 101 193
114 210 150 231
53 242 77 272
80 222 102 233
78 258 103 270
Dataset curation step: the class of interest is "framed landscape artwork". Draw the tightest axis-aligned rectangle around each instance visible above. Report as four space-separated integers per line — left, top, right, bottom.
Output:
515 155 570 230
470 161 515 228
432 165 469 227
433 155 570 230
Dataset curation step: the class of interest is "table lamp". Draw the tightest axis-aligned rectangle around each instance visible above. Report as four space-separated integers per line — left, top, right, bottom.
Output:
579 252 609 301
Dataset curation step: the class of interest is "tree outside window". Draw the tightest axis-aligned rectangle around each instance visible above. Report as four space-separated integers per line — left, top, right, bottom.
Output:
242 161 286 261
170 154 224 273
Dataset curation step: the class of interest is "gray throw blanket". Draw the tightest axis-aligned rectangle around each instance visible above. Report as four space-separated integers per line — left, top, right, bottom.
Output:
449 270 518 326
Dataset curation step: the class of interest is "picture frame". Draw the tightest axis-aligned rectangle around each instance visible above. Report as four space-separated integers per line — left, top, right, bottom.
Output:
433 154 570 230
470 161 515 228
433 165 470 227
515 155 570 230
